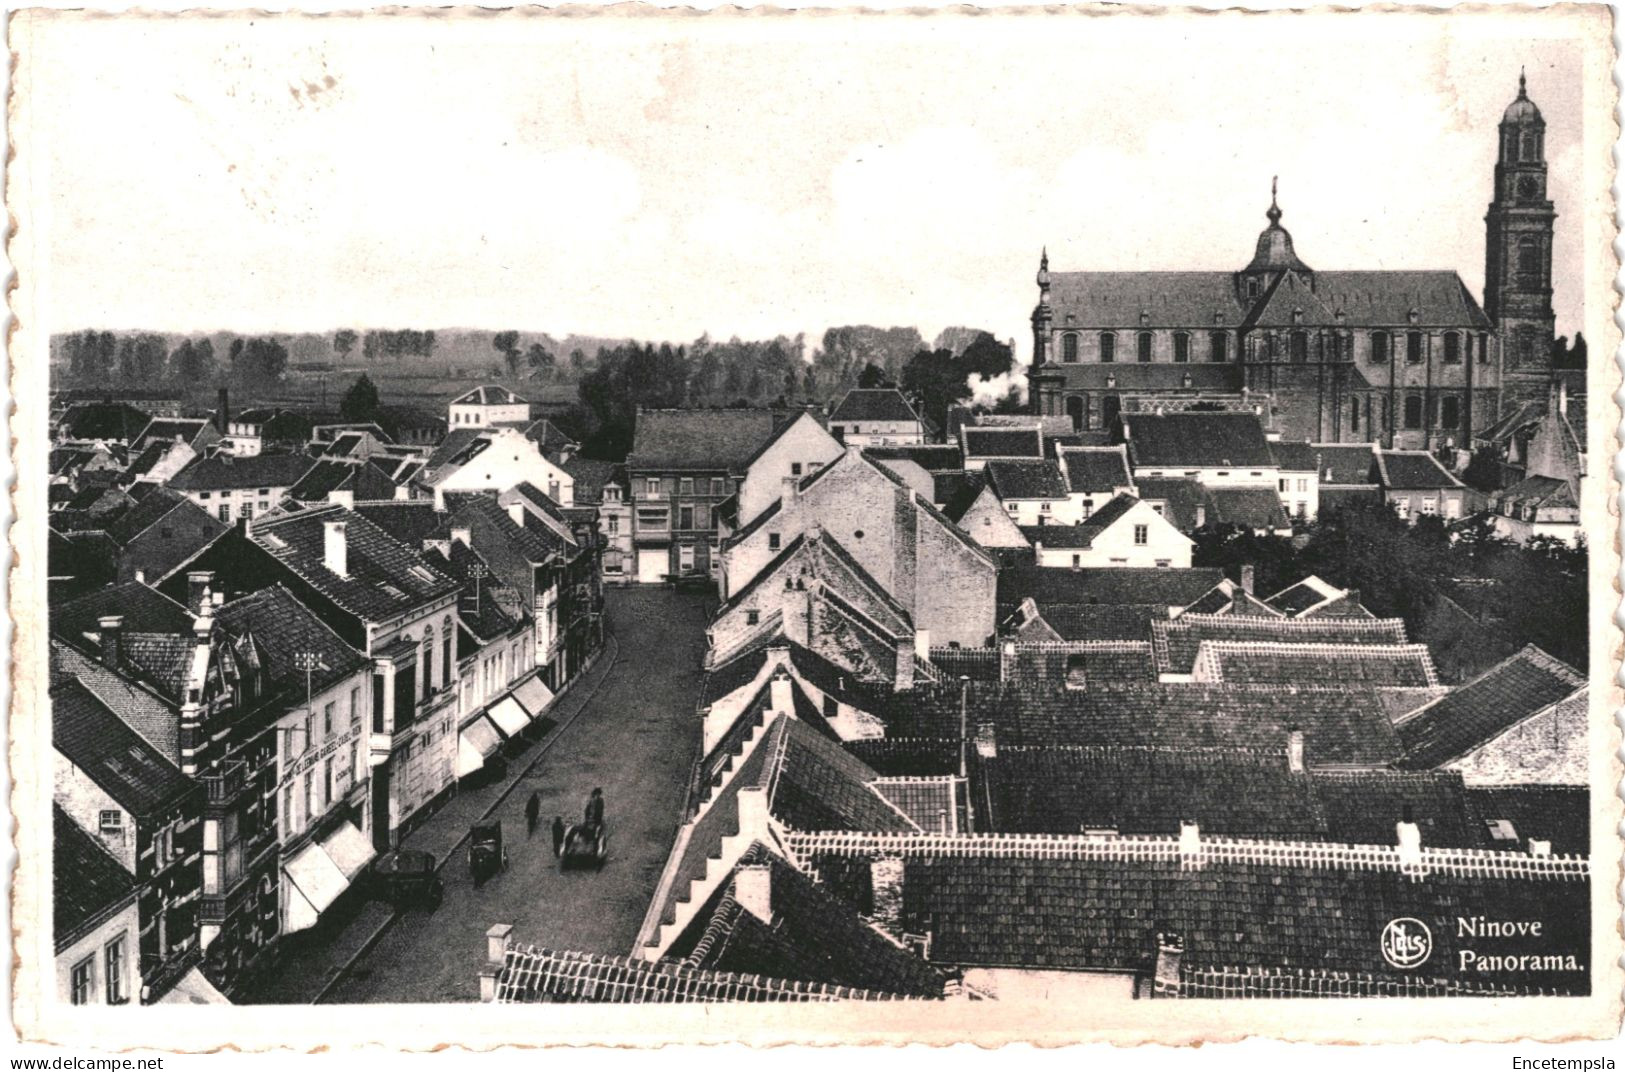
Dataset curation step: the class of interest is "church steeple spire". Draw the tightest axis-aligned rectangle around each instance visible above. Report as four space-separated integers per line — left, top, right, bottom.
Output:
1267 176 1282 225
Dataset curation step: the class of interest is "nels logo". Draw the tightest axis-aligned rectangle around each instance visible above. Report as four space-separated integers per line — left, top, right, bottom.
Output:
1380 918 1433 970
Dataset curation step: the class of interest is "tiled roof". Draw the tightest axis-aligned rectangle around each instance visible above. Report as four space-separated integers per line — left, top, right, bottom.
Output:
1306 271 1494 329
168 452 316 492
976 745 1326 838
1020 603 1170 643
769 716 920 834
1263 576 1344 616
493 944 922 1003
1396 645 1585 769
796 833 1585 988
999 565 1225 613
51 640 181 763
831 388 923 424
1205 486 1290 529
287 460 397 502
58 401 153 443
250 504 460 621
1046 271 1250 326
1151 613 1408 675
1464 786 1589 855
558 456 617 505
134 417 212 451
215 585 370 697
985 460 1069 500
844 737 963 777
1000 642 1158 686
1267 440 1319 472
52 678 193 817
351 501 447 545
451 384 527 406
873 778 958 833
1122 412 1275 469
1375 450 1464 490
1021 494 1142 549
1309 443 1379 485
1192 641 1439 687
1309 770 1483 849
54 581 194 640
627 409 779 472
1128 476 1207 530
420 429 494 483
864 445 965 471
1493 474 1578 512
523 418 576 453
962 427 1042 459
717 530 912 638
876 682 1403 767
673 844 948 997
1057 445 1132 493
54 805 136 948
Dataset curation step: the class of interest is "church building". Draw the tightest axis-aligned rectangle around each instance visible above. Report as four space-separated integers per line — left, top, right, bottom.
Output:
1029 74 1558 454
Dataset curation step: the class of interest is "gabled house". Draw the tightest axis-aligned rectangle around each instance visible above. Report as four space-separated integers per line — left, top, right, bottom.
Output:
167 453 317 525
1488 386 1584 545
287 459 400 508
219 407 313 457
55 805 141 1006
625 408 781 583
828 388 927 446
719 449 998 650
733 410 843 530
133 417 222 456
418 426 575 509
448 385 530 429
1375 449 1472 522
1119 411 1279 492
960 425 1044 470
1021 494 1193 569
1268 440 1321 523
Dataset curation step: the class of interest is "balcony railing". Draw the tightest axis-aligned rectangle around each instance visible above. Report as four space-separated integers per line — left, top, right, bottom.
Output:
201 761 248 806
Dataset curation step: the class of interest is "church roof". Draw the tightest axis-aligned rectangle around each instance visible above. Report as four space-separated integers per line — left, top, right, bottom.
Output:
1046 272 1249 328
1243 184 1312 275
1503 73 1544 124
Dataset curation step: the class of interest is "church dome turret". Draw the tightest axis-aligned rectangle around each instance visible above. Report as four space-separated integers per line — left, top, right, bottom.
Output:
1503 70 1544 125
1243 178 1311 275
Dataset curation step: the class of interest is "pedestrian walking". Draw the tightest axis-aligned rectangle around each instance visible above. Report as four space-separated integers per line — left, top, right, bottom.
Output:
551 816 565 857
525 791 540 836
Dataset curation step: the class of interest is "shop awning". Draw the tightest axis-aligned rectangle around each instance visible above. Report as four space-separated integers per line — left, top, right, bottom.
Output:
281 841 350 933
513 675 556 717
156 967 232 1005
487 695 531 738
320 821 374 881
457 714 503 778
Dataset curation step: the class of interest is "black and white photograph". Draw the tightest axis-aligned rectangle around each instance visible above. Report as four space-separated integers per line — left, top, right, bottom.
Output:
8 3 1620 1051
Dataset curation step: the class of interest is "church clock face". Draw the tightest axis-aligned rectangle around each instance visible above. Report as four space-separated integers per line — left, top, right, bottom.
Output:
1518 175 1541 201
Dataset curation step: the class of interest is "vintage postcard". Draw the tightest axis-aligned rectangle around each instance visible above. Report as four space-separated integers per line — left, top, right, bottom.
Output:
8 4 1621 1050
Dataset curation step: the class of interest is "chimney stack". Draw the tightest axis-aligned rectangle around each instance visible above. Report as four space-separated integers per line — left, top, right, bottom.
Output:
324 520 349 579
974 721 998 760
479 923 514 1003
893 634 915 692
768 669 794 717
1239 565 1255 595
216 387 230 433
187 571 213 615
733 864 773 924
1194 504 1206 529
97 616 124 669
1153 931 1185 997
1179 821 1202 868
393 484 411 501
1528 838 1552 857
1396 806 1423 872
1286 726 1305 774
869 857 905 936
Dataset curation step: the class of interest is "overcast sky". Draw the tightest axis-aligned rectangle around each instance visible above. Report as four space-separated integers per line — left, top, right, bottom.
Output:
18 10 1598 360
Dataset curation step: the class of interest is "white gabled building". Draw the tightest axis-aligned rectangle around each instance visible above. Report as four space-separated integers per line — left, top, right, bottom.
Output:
1023 494 1192 569
448 385 530 430
419 426 575 509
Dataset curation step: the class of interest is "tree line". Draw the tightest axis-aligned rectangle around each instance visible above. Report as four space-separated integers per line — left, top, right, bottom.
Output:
58 331 290 392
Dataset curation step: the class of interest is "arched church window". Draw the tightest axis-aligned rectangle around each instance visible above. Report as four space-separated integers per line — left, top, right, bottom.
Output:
1521 131 1537 162
1404 395 1423 430
1209 332 1227 363
1478 333 1491 364
1350 398 1361 432
1406 332 1423 364
1137 332 1153 363
1515 326 1538 368
1062 333 1078 363
1099 333 1116 363
1516 236 1542 288
1290 332 1308 363
1173 333 1190 363
1443 333 1460 364
1370 332 1391 363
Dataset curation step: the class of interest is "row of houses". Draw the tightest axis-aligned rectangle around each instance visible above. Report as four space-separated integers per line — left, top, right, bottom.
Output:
48 388 606 1005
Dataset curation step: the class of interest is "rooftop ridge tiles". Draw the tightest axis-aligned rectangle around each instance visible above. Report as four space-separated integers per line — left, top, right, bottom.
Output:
783 830 1588 881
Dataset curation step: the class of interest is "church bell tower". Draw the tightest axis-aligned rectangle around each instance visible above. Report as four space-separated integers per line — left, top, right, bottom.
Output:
1485 70 1557 401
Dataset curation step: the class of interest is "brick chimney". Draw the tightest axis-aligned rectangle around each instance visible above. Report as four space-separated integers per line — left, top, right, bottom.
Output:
893 634 915 692
999 639 1017 683
733 864 772 924
1239 565 1255 595
1179 821 1202 868
97 616 124 669
1153 931 1185 997
393 484 411 501
974 721 997 760
1396 805 1423 872
768 669 794 717
324 520 349 578
869 856 904 936
216 387 230 433
1286 726 1305 773
186 571 213 616
1528 838 1552 857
